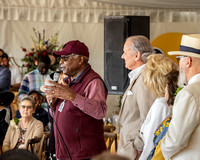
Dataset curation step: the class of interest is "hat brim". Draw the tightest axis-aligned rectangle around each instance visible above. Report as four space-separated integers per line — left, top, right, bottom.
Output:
168 51 200 59
53 50 72 57
53 51 61 57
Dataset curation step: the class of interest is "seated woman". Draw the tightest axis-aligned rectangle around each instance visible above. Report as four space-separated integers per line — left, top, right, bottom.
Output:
15 90 49 128
0 90 15 152
139 54 179 160
2 96 44 157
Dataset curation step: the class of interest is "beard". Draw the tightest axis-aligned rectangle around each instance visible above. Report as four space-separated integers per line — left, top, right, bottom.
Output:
178 67 187 87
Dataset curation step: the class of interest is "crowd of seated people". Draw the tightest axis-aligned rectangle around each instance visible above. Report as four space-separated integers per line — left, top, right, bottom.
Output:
1 34 200 160
2 96 43 157
0 49 52 159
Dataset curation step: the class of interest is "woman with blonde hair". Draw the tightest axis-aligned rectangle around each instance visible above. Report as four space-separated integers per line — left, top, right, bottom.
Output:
2 96 43 158
139 54 179 160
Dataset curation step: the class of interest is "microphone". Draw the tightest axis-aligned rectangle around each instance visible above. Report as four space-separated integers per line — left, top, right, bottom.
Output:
48 71 62 106
50 71 62 82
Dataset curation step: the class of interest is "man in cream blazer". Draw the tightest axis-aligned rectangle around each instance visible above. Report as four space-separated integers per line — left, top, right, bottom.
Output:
117 36 156 160
161 34 200 160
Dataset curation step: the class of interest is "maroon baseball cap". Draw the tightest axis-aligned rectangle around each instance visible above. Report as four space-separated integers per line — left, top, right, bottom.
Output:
53 40 89 57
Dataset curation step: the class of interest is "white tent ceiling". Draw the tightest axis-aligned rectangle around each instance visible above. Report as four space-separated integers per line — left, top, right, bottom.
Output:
94 0 200 9
1 0 200 24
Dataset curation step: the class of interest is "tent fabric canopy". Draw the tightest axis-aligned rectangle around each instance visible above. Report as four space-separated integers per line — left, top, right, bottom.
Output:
1 0 200 75
94 0 200 9
0 0 200 23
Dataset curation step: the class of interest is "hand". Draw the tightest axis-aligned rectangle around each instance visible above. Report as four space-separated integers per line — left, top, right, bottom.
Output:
41 80 76 102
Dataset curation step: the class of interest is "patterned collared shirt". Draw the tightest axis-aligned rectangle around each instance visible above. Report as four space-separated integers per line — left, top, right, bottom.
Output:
18 68 52 108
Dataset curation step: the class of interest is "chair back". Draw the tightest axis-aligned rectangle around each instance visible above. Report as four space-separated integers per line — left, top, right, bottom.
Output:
104 125 118 152
26 131 50 160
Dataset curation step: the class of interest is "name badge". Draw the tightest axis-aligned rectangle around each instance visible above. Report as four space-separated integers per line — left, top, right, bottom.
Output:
58 100 66 112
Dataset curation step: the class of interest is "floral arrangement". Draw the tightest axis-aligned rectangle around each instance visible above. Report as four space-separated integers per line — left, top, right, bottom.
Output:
21 28 63 73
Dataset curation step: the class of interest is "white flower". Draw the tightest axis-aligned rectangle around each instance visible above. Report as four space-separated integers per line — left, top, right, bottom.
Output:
10 119 19 129
10 119 15 127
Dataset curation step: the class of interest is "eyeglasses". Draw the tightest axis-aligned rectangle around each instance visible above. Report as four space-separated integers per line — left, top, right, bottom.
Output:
60 54 77 61
176 56 187 63
20 105 33 110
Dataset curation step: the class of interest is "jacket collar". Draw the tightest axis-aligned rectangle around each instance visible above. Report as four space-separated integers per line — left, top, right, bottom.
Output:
128 64 145 84
188 73 200 85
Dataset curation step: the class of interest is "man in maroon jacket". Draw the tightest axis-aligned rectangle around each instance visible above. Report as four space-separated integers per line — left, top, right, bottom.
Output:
42 40 107 160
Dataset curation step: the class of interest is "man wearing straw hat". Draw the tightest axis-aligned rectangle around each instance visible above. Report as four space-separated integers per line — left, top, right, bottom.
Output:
161 34 200 160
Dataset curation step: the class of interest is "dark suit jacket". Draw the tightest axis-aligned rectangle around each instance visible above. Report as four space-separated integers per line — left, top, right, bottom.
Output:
0 65 11 91
0 109 9 146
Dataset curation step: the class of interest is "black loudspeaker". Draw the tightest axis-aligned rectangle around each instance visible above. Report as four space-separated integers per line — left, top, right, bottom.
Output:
104 16 150 95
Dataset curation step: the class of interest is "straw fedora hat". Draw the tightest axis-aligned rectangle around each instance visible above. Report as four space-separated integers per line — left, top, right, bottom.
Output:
168 34 200 58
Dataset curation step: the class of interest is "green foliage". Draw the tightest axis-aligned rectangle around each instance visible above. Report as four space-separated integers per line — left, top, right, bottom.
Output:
14 117 19 125
174 87 183 96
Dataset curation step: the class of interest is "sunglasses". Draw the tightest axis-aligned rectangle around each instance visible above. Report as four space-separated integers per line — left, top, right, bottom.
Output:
60 54 78 61
176 56 187 63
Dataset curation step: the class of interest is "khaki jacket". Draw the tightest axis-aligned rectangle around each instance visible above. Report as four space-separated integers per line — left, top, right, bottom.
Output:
117 70 155 160
3 117 43 158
